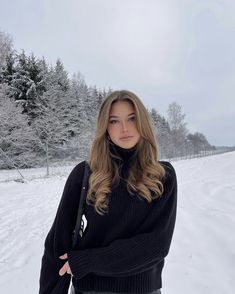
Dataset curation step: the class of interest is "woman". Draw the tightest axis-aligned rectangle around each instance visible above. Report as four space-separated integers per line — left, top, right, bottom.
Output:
39 90 177 294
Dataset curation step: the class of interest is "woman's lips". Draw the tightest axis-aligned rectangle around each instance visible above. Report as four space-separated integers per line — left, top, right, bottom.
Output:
120 136 133 140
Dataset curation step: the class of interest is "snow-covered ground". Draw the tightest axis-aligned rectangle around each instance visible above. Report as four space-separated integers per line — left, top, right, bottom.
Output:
0 151 234 294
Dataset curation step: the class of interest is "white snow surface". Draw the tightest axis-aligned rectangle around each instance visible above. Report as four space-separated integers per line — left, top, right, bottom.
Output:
0 152 235 294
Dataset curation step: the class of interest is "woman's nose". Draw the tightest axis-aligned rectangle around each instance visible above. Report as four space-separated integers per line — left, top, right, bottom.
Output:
121 121 128 132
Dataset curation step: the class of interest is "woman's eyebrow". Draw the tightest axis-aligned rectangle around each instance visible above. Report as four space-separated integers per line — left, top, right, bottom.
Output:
109 113 135 118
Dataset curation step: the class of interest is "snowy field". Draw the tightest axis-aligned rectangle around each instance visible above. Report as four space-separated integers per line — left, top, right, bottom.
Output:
0 151 235 294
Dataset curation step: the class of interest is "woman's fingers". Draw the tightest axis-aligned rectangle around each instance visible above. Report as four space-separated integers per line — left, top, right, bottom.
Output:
59 261 73 276
58 253 73 276
59 262 68 276
59 253 68 259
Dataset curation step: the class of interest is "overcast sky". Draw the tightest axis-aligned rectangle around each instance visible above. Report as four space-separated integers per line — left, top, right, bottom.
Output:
1 0 235 146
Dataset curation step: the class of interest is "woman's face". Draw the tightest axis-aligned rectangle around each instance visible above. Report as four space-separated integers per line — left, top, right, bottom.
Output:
107 100 141 149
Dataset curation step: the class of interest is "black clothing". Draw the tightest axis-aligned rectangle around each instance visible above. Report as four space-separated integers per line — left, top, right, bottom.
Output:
72 289 161 294
39 143 177 294
72 291 161 294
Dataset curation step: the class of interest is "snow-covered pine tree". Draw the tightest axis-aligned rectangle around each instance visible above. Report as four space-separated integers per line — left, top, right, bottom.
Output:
65 73 96 159
0 52 16 88
83 85 96 124
0 30 13 68
150 108 171 159
68 73 88 136
30 85 75 162
11 50 31 102
1 51 51 122
24 54 51 122
0 84 41 169
37 57 50 93
49 58 69 91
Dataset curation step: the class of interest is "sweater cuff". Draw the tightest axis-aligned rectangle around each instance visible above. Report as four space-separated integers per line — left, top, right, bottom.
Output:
67 249 92 279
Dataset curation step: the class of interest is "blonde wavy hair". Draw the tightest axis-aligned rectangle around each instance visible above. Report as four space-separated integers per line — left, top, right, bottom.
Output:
86 90 166 215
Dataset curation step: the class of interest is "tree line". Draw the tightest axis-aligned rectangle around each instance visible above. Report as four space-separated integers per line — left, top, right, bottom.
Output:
0 29 215 170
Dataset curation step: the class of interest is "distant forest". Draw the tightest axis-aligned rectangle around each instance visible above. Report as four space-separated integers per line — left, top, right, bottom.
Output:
0 29 216 170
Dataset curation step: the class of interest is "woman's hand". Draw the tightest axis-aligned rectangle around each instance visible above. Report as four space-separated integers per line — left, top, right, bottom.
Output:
59 253 73 276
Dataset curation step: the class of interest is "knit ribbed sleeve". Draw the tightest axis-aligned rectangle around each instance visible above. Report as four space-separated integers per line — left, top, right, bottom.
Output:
39 161 85 294
67 162 177 280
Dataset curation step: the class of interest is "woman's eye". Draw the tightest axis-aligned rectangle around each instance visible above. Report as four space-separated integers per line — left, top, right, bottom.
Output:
110 120 118 124
128 116 135 122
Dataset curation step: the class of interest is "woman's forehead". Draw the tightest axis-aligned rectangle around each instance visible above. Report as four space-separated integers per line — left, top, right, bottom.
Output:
109 100 135 114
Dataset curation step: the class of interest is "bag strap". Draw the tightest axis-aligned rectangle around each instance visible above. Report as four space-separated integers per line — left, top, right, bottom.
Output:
72 160 91 249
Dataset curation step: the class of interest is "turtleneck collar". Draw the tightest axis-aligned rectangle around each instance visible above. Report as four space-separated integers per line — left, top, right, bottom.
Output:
109 140 138 165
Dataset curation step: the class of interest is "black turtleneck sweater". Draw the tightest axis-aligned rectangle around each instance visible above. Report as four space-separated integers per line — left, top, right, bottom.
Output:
39 143 177 294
